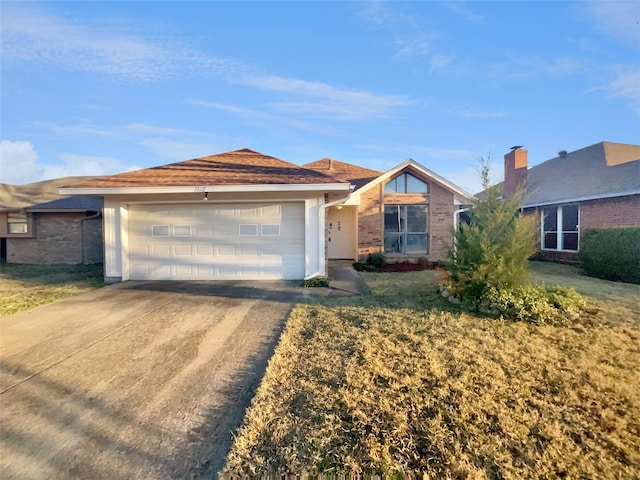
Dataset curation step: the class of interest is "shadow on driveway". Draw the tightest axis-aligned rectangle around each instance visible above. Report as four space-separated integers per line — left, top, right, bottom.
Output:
0 280 300 479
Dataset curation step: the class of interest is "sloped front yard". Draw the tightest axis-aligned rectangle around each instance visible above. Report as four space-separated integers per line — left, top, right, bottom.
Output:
223 264 640 479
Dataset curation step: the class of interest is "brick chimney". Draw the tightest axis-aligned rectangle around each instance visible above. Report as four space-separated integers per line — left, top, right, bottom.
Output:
503 147 528 197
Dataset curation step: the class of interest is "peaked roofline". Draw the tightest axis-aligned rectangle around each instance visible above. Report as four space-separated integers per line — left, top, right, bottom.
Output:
348 158 475 202
59 148 352 194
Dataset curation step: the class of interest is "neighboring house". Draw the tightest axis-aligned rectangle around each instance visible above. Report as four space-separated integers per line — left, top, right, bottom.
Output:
0 177 103 264
60 149 473 282
502 141 640 263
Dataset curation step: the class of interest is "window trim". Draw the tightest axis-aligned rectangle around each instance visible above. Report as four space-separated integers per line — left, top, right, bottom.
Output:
261 224 280 236
384 172 428 194
3 212 35 238
383 204 429 255
541 204 580 252
152 225 171 237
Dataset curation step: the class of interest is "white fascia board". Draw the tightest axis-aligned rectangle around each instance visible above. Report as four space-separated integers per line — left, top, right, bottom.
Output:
346 158 475 203
59 183 352 196
523 190 640 208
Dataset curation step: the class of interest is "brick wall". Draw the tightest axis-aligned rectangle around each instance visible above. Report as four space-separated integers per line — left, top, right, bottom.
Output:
357 183 384 259
526 194 639 264
7 213 103 264
580 195 640 230
356 170 457 262
427 182 456 262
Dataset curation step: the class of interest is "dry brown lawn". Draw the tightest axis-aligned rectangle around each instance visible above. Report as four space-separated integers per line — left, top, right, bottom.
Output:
223 263 640 479
0 263 104 316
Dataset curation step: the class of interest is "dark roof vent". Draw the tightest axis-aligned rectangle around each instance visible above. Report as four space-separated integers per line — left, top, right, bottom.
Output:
558 150 568 158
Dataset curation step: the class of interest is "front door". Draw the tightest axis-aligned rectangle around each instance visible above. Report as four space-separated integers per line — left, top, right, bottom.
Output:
327 206 355 259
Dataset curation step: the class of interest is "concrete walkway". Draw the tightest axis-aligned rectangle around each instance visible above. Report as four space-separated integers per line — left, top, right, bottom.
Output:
301 260 370 297
328 260 370 295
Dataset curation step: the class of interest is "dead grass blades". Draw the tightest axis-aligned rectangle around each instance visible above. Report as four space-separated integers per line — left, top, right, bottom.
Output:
223 264 640 479
0 263 104 316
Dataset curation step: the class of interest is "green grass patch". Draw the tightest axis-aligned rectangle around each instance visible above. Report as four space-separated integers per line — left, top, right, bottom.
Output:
223 264 640 478
0 263 105 317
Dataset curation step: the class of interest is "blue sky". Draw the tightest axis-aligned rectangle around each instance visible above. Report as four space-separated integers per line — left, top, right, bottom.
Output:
1 1 638 193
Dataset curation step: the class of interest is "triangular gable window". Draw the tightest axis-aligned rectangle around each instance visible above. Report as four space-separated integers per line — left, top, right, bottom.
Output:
384 172 428 194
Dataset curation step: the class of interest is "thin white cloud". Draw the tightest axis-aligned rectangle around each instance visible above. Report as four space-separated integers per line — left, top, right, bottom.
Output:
187 99 345 136
485 55 591 82
34 122 117 137
444 2 485 23
0 3 245 81
125 123 214 137
238 75 410 120
357 2 454 70
49 153 142 179
0 140 140 184
136 138 225 161
0 140 40 184
607 68 640 114
187 100 276 121
587 1 640 45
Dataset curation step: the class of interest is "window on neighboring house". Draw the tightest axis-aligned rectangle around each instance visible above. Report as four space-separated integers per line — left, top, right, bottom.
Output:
542 205 579 251
384 205 428 254
7 213 28 234
384 173 428 194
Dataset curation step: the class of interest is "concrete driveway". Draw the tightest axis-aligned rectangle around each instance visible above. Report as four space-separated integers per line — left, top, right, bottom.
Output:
0 280 301 479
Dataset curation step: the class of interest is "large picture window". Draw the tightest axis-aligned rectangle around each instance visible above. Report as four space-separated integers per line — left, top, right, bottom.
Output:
384 205 428 254
384 173 428 194
542 205 579 251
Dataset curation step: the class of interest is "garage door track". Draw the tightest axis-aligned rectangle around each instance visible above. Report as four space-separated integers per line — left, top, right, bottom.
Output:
0 280 300 479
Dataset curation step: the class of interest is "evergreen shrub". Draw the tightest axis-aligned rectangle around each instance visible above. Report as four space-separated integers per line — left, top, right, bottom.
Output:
580 228 640 284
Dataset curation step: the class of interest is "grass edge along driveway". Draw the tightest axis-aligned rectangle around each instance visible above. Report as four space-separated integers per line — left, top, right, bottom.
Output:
222 263 640 479
0 263 104 317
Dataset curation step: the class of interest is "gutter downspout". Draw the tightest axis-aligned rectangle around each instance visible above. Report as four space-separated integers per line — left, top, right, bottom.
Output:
305 187 354 279
80 211 102 265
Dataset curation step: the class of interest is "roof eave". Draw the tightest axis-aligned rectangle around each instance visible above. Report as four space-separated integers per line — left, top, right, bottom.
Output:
523 189 640 208
346 158 475 203
26 208 100 213
59 183 352 196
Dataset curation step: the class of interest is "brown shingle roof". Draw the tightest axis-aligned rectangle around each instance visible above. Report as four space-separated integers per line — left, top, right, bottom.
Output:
303 158 382 190
65 149 345 188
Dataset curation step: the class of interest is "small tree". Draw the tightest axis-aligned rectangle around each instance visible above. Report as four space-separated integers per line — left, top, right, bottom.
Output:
446 157 537 307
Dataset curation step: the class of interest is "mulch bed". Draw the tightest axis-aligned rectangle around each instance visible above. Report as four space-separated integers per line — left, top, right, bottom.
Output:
380 262 443 272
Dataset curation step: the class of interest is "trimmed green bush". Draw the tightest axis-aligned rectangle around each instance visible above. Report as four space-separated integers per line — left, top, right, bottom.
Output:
480 284 585 325
580 228 640 284
302 277 330 288
366 252 386 269
353 252 387 272
353 262 378 272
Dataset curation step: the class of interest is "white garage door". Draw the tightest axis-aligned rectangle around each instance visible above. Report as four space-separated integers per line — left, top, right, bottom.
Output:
128 203 305 280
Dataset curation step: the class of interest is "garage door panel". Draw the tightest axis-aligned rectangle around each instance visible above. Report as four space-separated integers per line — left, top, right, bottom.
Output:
153 246 171 256
174 245 192 256
195 245 213 256
129 202 305 280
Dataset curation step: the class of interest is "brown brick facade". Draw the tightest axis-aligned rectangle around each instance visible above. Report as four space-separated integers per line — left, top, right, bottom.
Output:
355 169 458 263
7 213 103 264
580 195 640 231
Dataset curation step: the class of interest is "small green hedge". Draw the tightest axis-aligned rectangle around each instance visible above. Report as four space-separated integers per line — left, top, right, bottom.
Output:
580 228 640 284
